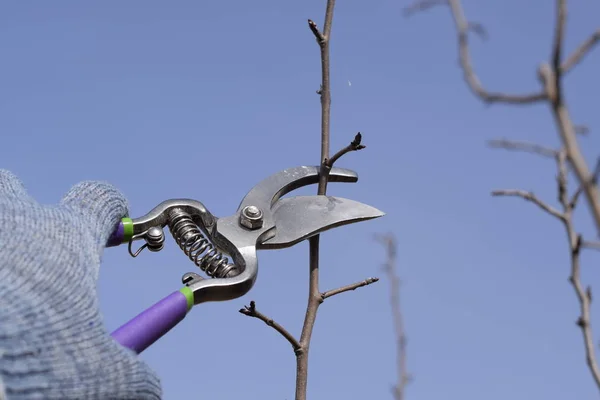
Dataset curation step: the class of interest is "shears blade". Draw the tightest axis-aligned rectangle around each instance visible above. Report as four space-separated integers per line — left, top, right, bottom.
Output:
258 195 384 249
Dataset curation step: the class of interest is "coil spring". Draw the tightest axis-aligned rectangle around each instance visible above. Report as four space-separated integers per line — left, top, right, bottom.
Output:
168 208 239 278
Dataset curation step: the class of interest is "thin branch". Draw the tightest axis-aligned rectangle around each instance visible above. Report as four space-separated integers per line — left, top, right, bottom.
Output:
570 244 600 389
554 152 600 390
534 3 600 238
321 277 379 300
493 145 600 389
240 4 375 399
376 234 410 400
297 2 337 400
405 0 546 104
307 19 325 43
448 0 547 104
239 301 301 352
571 158 600 209
324 132 366 169
551 0 566 77
488 138 558 159
491 189 565 220
582 240 600 251
560 29 600 74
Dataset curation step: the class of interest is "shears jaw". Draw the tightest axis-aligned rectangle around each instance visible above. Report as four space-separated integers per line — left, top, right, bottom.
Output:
259 195 384 249
237 165 358 212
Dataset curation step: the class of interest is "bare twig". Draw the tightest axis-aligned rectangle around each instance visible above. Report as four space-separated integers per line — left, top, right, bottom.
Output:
376 234 410 400
582 240 600 251
410 0 600 234
491 189 564 220
307 19 325 44
240 4 375 399
321 277 379 300
551 0 566 78
536 2 600 237
324 132 366 169
492 149 600 389
488 138 558 159
296 5 336 400
299 2 374 399
561 29 600 74
239 301 301 351
554 151 600 390
571 158 600 209
405 0 546 104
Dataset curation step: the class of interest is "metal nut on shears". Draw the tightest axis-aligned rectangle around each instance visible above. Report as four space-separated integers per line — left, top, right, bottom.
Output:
240 205 264 230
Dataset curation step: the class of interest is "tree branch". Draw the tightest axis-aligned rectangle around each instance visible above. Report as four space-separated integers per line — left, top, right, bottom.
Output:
324 132 366 169
551 0 566 77
411 0 600 392
554 152 600 390
532 3 600 238
492 145 600 390
376 234 410 400
299 2 371 399
488 138 558 159
491 189 565 220
560 29 600 74
240 5 375 397
307 19 325 44
321 277 379 300
295 5 336 399
582 240 600 251
239 301 301 352
404 0 546 104
571 157 600 209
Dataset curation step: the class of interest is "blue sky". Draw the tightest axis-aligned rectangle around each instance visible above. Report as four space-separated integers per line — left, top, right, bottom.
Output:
2 1 600 399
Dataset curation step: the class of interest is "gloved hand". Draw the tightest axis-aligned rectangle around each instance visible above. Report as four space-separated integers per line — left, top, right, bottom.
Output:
0 170 162 399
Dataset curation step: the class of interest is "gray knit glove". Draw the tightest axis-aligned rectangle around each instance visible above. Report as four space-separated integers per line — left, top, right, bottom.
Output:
0 170 162 399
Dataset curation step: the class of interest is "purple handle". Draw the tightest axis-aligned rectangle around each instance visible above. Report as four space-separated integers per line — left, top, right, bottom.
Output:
106 221 125 247
111 290 190 354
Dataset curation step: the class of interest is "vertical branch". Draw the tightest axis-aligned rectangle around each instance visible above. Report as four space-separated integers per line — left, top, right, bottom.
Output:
297 2 336 399
538 0 600 238
240 4 375 400
377 234 410 400
491 145 600 391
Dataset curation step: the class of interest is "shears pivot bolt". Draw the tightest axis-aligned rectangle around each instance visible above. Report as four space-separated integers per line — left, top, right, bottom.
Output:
240 205 264 230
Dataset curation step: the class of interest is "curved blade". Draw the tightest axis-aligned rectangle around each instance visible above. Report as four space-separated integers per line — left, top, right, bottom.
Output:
238 166 358 213
258 195 385 249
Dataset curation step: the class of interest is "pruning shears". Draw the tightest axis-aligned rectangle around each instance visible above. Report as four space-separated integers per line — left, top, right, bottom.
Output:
106 166 384 354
